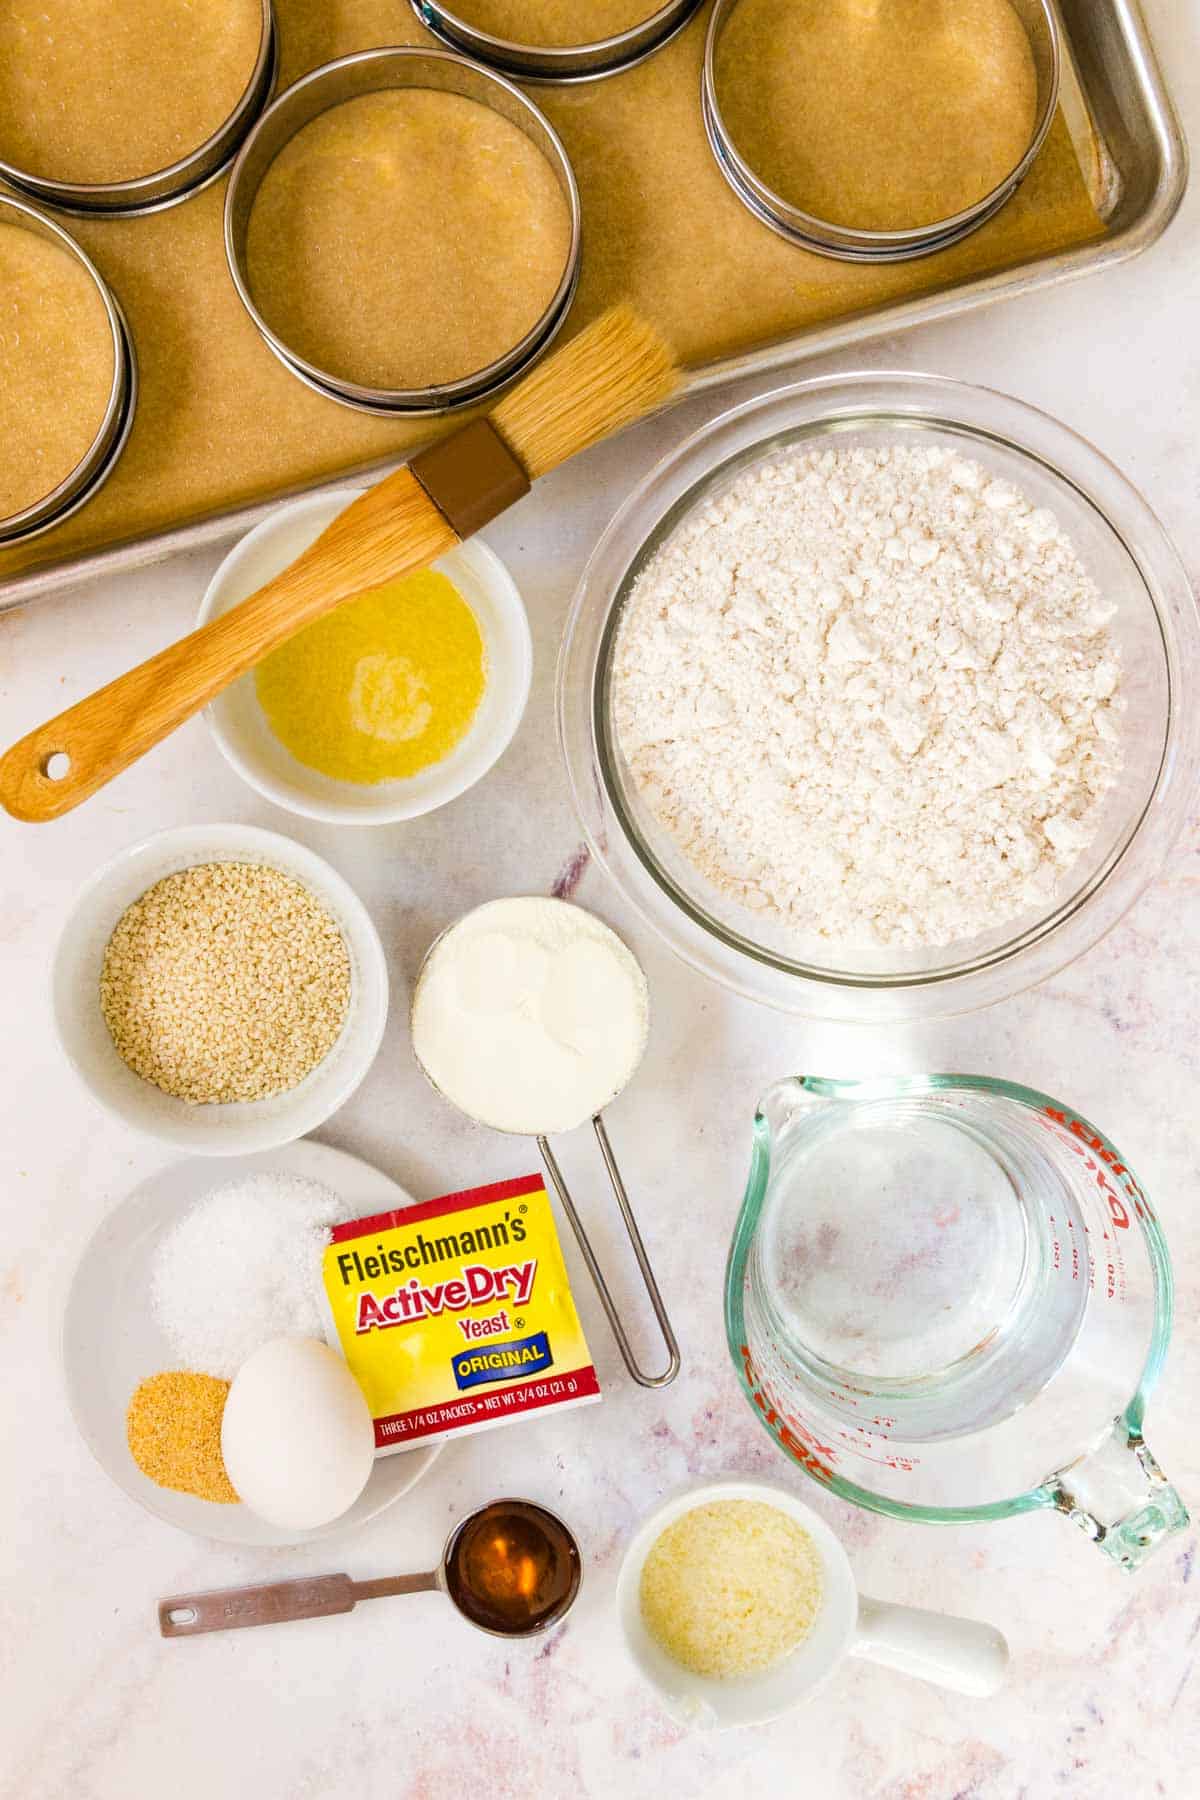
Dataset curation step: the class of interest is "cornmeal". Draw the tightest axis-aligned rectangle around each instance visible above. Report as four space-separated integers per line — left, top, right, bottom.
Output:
0 0 263 183
640 1500 824 1678
715 0 1038 231
0 225 114 521
245 89 572 390
451 0 662 47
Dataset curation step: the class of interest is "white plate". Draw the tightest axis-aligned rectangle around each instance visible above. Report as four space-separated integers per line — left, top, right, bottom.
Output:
62 1139 441 1545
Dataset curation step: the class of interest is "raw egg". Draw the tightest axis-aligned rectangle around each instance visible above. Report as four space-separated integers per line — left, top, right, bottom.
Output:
221 1336 375 1531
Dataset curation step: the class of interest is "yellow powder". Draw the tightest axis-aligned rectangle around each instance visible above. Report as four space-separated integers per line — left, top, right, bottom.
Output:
0 224 115 521
127 1371 239 1504
255 568 487 784
715 0 1038 232
0 0 263 184
639 1500 824 1677
245 89 572 391
451 1 662 48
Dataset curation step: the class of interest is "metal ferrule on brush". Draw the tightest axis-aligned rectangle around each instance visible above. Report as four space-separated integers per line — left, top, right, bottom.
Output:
408 419 532 539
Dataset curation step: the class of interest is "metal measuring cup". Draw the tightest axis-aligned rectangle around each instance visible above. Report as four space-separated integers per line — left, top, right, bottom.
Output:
159 1498 582 1640
411 900 680 1390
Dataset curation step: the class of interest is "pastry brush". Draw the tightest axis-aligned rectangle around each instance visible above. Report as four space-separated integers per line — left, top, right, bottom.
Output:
0 306 679 823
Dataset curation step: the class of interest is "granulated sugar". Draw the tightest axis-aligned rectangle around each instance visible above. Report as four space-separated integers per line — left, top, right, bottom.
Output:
151 1172 349 1379
613 444 1124 949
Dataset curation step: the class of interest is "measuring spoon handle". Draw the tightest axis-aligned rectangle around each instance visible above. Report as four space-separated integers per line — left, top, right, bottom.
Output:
160 1573 358 1636
159 1567 439 1637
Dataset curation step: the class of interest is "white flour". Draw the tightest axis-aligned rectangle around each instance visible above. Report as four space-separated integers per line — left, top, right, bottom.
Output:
613 444 1124 949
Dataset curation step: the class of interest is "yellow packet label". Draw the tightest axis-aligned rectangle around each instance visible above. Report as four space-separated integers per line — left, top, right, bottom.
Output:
322 1174 600 1452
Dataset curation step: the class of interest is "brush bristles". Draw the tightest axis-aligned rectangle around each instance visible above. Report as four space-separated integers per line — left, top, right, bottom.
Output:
491 306 680 483
307 465 461 598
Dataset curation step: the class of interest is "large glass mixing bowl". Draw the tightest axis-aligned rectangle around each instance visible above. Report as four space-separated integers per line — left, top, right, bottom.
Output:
557 374 1200 1020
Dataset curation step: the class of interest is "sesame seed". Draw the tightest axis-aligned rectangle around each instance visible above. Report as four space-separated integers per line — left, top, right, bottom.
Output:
99 861 351 1105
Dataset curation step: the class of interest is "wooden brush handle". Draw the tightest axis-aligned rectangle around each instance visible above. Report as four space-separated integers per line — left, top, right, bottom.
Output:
0 467 459 823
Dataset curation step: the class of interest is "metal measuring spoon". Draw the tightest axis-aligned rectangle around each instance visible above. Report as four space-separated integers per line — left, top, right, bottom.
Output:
158 1498 582 1641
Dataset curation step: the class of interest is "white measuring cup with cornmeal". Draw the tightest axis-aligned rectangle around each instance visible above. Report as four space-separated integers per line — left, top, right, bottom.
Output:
618 1477 1009 1728
411 896 679 1387
727 1075 1188 1569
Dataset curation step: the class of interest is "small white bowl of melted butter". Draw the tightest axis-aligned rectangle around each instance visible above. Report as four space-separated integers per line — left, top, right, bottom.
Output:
198 488 532 825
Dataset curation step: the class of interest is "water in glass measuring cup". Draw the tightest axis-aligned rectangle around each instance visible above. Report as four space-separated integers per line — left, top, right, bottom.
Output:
757 1095 1091 1441
726 1075 1188 1569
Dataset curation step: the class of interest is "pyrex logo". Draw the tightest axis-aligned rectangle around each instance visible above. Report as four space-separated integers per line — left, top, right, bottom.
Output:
1045 1106 1135 1229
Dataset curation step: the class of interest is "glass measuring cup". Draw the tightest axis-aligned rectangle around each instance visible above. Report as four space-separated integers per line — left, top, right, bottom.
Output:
158 1498 582 1639
725 1075 1188 1570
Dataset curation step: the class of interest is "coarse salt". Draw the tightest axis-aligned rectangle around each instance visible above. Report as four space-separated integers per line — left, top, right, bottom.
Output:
150 1172 351 1380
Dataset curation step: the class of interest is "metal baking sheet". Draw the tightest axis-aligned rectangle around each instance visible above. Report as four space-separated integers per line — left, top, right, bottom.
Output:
0 0 1185 609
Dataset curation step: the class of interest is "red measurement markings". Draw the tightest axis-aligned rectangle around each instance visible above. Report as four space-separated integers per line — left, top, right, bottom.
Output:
1043 1105 1144 1228
741 1345 836 1482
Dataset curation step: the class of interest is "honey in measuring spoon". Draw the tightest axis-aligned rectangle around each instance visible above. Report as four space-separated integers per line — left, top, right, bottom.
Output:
445 1499 581 1636
157 1498 583 1642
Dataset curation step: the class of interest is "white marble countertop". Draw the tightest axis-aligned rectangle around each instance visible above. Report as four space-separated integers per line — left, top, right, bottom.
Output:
3 6 1199 1794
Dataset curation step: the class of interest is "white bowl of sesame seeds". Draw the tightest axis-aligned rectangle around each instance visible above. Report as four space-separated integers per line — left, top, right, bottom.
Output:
52 824 389 1153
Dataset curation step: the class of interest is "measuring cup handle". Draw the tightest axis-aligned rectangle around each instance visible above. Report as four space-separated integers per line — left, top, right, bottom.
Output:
1048 1418 1190 1571
850 1595 1009 1697
538 1121 681 1389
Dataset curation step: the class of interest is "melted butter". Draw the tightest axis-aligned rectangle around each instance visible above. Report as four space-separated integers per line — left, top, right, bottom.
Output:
255 567 486 784
347 653 434 746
